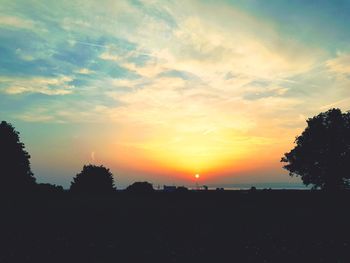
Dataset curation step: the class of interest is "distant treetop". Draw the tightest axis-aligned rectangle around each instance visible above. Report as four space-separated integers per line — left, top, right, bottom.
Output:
126 181 154 193
70 164 116 194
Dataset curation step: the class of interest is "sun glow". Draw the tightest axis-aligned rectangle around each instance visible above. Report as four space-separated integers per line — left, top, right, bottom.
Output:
111 124 284 182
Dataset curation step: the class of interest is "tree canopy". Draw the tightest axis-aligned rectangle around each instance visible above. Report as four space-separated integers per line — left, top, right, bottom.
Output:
70 164 116 194
0 121 36 192
281 108 350 190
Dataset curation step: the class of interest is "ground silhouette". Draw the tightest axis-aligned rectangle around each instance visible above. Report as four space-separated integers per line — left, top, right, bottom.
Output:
70 164 115 194
1 190 350 262
282 108 350 190
0 121 36 193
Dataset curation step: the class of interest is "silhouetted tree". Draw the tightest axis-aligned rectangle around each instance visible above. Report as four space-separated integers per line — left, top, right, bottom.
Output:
70 164 115 194
281 108 350 190
126 181 154 193
0 121 36 192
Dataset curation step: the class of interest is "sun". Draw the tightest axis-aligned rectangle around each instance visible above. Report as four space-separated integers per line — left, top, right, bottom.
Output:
195 174 200 179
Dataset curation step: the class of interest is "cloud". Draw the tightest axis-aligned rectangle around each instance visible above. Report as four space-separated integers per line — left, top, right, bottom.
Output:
115 1 322 81
99 52 121 62
319 98 350 110
91 151 96 162
17 113 55 122
75 68 95 75
326 53 350 76
0 16 35 30
1 76 74 95
0 0 325 128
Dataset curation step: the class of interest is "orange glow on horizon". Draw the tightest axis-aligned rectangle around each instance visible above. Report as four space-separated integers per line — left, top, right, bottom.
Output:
98 132 293 184
93 120 299 185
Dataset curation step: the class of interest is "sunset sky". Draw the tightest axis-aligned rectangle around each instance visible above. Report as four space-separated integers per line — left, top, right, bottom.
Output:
1 0 350 189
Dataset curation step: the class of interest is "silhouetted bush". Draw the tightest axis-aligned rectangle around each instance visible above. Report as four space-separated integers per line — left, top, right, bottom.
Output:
176 186 189 192
70 164 116 194
250 186 257 191
36 183 64 194
126 181 154 193
0 121 36 193
282 108 350 190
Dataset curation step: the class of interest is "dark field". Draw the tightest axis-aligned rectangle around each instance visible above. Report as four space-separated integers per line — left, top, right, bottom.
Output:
1 190 350 262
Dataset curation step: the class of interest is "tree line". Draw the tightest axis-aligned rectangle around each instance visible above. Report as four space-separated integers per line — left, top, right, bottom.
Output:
1 108 350 194
0 120 154 195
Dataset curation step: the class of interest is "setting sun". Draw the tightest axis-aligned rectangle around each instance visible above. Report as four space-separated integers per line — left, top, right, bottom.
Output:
195 174 200 179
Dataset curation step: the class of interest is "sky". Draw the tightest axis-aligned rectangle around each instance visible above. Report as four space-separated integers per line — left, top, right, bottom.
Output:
1 0 350 189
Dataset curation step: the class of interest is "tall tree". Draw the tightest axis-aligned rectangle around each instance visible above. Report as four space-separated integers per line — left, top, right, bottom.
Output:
0 121 36 192
281 109 350 190
70 164 116 194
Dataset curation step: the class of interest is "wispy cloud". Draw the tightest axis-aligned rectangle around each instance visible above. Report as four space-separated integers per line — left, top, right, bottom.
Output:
75 68 95 75
1 76 74 95
326 53 350 76
0 15 35 30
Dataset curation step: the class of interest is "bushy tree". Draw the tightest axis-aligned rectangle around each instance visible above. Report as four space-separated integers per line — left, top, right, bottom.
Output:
126 181 154 193
70 164 115 194
281 109 350 190
0 121 36 192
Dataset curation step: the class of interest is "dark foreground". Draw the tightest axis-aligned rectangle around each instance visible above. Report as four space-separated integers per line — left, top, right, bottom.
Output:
1 190 350 262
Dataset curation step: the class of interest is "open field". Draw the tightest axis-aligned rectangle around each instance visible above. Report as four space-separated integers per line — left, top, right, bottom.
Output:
1 190 350 262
